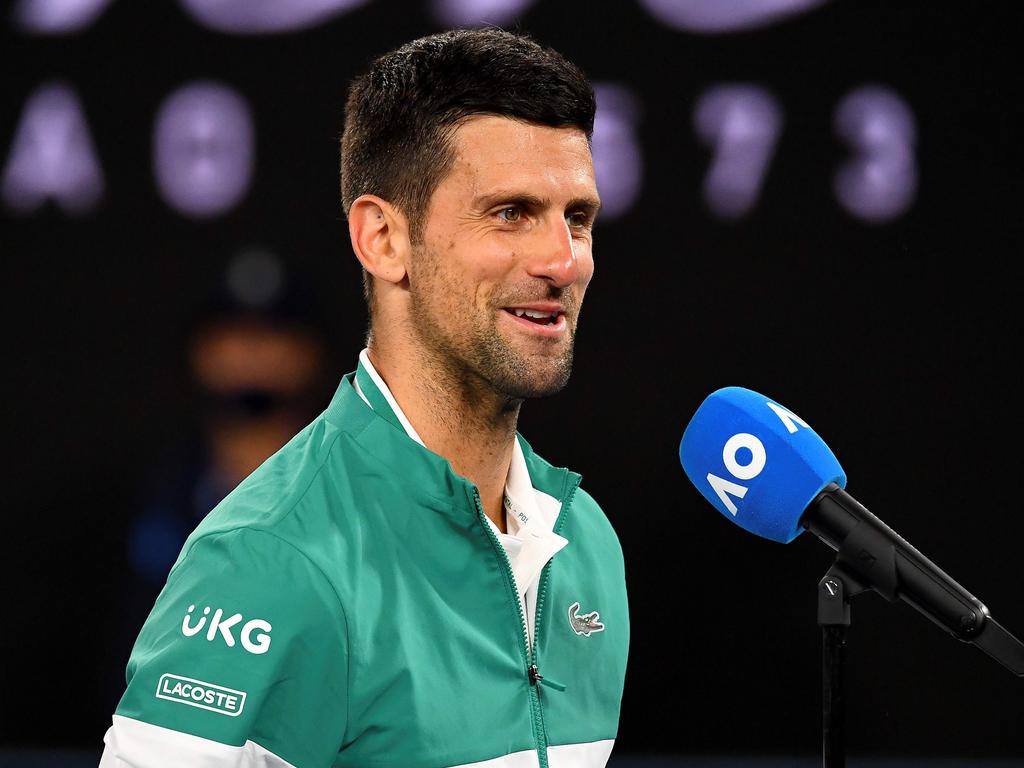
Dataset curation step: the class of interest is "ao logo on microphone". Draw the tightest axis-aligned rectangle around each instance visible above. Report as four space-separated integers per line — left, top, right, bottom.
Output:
706 402 809 515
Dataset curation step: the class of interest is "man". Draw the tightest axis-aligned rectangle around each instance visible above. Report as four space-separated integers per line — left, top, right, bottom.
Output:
101 28 628 768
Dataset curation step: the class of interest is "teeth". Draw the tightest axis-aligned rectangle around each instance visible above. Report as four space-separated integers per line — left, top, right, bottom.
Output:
515 309 553 319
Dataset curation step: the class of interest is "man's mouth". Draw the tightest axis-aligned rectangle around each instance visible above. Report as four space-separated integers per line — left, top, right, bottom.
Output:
500 304 569 337
504 307 562 327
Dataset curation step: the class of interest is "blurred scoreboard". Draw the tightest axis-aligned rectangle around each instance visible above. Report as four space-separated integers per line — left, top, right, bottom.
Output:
4 0 915 224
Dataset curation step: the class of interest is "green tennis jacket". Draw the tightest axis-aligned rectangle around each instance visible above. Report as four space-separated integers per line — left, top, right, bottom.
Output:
101 365 629 767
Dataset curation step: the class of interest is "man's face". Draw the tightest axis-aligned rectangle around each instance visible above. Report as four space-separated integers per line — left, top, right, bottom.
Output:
408 115 600 401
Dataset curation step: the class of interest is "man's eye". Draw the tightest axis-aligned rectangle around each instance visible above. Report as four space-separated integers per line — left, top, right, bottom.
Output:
567 211 591 228
498 207 521 223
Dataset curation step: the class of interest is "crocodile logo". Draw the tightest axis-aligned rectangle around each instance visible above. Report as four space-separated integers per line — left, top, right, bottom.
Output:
567 601 605 637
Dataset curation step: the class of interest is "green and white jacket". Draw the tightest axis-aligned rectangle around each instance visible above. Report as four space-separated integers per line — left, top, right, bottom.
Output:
100 356 630 767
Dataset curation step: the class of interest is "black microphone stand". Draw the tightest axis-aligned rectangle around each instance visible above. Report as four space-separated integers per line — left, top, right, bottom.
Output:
807 483 1024 768
817 561 863 768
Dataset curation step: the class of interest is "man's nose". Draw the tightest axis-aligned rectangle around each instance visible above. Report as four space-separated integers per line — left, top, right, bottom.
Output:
525 216 578 288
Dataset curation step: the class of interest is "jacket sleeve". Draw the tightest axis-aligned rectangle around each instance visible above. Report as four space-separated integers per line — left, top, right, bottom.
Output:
99 527 348 768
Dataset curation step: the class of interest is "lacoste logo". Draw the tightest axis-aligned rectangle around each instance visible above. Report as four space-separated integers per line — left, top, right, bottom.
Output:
156 673 246 716
182 603 273 655
567 601 605 636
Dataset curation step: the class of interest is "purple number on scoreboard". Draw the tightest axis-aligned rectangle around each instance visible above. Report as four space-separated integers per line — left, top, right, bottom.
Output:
177 0 371 34
694 84 782 219
833 85 917 223
153 82 255 218
637 0 831 34
2 82 104 214
592 83 643 221
431 0 536 27
12 0 115 34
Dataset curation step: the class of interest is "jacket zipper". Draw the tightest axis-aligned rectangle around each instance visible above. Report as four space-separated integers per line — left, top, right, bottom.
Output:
473 488 547 766
472 477 581 768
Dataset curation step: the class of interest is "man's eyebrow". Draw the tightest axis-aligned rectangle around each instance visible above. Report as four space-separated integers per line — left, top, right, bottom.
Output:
471 190 602 214
471 191 547 211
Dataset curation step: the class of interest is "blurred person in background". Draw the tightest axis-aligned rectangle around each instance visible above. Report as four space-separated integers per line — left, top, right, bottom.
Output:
105 250 327 704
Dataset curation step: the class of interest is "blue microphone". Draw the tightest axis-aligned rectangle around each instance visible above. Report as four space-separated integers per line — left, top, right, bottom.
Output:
679 386 1024 675
679 386 846 544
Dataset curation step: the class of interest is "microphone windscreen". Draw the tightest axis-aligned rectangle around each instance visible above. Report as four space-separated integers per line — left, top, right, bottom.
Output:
679 386 847 543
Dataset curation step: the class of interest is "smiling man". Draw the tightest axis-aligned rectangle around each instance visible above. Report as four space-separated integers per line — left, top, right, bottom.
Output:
101 29 628 768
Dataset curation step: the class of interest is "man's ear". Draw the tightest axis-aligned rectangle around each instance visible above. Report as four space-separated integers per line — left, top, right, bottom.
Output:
348 194 411 287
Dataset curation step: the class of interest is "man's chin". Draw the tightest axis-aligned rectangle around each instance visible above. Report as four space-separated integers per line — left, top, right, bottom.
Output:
500 378 569 400
492 353 574 400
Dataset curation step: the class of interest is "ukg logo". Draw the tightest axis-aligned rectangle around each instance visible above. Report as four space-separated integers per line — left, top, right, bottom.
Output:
181 603 273 654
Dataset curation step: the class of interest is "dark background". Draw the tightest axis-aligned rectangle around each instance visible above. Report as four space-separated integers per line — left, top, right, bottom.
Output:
3 0 1021 761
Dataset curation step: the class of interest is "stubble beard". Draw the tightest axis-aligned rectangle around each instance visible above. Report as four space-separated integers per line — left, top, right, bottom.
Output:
407 245 578 405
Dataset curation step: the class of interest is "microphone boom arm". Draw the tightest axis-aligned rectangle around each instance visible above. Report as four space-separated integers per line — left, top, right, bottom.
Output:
805 483 1024 676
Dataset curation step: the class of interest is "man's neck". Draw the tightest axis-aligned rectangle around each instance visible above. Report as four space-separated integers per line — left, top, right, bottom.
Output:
365 342 520 533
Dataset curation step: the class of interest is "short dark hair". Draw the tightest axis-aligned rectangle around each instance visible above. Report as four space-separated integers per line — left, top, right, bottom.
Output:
340 28 596 304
